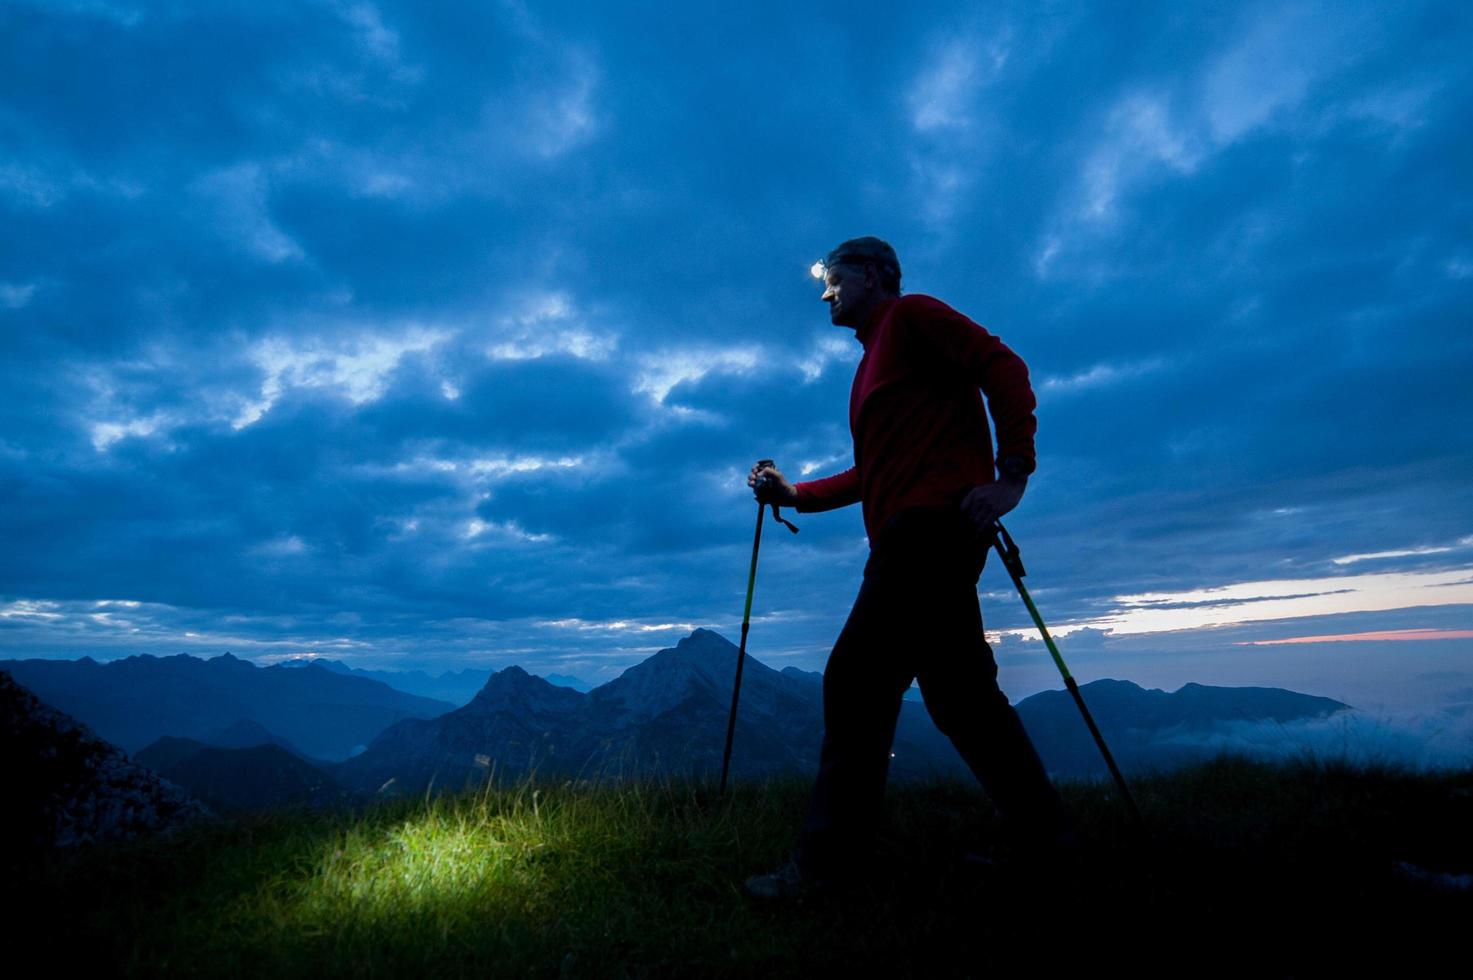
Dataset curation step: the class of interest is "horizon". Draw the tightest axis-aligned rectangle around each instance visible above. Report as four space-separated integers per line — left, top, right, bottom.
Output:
19 629 1472 773
2 2 1470 736
0 621 1448 709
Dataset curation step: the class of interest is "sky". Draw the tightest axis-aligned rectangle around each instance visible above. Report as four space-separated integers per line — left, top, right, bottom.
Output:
2 0 1471 724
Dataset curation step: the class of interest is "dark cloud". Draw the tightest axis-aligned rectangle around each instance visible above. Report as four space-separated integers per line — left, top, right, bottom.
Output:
1 0 1469 714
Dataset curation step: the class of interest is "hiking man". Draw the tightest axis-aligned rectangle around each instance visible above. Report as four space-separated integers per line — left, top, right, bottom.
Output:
744 236 1070 898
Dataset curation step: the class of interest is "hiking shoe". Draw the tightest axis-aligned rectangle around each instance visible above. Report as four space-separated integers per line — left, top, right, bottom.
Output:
743 860 818 901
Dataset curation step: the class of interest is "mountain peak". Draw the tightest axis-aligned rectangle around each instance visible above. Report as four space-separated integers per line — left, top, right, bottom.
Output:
592 629 795 720
472 664 557 697
668 628 738 667
466 663 584 716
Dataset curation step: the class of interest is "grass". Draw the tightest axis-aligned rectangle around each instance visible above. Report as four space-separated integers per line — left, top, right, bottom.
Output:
10 757 1473 978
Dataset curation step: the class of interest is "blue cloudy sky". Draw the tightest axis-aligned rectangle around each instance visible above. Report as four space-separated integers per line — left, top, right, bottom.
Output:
3 1 1470 720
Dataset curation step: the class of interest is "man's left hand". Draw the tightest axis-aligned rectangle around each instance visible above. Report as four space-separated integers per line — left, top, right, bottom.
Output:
961 475 1028 541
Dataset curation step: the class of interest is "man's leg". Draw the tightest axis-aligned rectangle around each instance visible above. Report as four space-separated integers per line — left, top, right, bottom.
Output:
796 571 913 880
915 569 1069 845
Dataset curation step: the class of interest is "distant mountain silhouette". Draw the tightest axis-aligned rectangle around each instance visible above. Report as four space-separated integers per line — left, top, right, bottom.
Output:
336 630 824 794
543 673 595 693
1 653 454 760
135 737 345 811
1018 679 1349 779
279 658 493 706
278 657 595 704
207 718 307 757
5 634 1353 807
334 630 1351 795
2 670 206 848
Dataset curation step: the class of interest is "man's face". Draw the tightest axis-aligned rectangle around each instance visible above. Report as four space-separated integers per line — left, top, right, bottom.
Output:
820 262 877 328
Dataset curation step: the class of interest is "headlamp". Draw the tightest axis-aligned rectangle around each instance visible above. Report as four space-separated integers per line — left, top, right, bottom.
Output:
809 260 826 280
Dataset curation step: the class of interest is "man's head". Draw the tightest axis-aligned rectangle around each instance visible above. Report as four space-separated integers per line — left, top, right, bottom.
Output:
819 236 901 328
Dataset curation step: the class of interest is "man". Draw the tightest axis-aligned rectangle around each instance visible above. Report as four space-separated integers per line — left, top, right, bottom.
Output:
744 236 1069 899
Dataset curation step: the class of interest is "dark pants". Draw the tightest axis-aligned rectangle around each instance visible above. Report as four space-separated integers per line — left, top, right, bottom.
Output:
797 507 1067 877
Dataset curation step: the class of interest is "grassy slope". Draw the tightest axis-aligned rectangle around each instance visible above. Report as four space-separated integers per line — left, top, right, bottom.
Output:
11 757 1473 978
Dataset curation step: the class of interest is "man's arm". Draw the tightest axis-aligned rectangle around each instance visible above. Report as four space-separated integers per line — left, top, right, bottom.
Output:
960 471 1028 530
748 462 860 512
902 295 1038 476
903 296 1038 529
795 466 860 512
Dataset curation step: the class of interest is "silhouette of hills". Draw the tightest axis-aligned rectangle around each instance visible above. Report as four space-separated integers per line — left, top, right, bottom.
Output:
333 629 1348 794
5 632 1352 806
134 737 346 811
278 657 594 704
1019 678 1349 778
1 653 453 760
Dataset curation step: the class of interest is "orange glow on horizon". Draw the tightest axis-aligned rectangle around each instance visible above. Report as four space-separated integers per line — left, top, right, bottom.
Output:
1241 628 1473 646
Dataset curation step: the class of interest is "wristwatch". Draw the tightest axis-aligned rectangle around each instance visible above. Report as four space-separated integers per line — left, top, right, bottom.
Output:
997 455 1034 480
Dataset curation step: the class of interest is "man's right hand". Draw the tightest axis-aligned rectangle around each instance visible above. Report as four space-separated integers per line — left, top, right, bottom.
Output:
748 461 798 506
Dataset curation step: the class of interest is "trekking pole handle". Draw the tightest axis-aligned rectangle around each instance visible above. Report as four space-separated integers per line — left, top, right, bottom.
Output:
990 519 1026 578
754 458 799 534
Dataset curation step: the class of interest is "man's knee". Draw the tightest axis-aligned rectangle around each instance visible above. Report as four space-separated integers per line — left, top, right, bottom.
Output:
920 671 1010 738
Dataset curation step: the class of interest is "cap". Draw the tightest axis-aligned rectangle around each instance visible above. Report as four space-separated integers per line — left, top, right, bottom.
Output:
824 236 901 292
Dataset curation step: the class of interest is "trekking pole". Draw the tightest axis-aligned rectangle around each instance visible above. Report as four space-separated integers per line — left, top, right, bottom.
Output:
720 459 797 794
989 519 1144 826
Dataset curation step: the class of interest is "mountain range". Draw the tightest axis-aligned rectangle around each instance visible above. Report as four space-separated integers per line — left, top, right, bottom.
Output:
7 630 1352 809
0 653 453 760
335 629 1351 794
276 658 599 705
335 630 834 793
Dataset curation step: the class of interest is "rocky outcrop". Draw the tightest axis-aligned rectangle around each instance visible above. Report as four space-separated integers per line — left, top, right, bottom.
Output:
1 669 208 849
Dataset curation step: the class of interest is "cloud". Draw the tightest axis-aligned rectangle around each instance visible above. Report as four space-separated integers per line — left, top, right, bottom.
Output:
1332 543 1462 565
486 292 617 362
337 2 408 70
0 599 65 622
1038 358 1167 395
1196 2 1374 146
234 326 452 428
1078 94 1202 223
1 0 1469 707
191 163 305 264
633 346 762 404
0 282 37 309
1084 569 1473 636
907 36 1006 133
0 163 66 208
1156 705 1473 771
464 518 553 544
517 48 601 159
538 618 700 635
795 334 857 383
899 26 1015 227
251 535 309 558
1241 628 1473 645
475 4 604 161
89 412 169 451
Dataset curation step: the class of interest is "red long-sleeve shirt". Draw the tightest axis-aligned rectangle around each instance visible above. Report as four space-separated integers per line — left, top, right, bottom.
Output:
794 293 1037 543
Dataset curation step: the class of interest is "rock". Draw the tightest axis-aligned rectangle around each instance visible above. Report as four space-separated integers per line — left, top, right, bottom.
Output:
1 669 209 850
